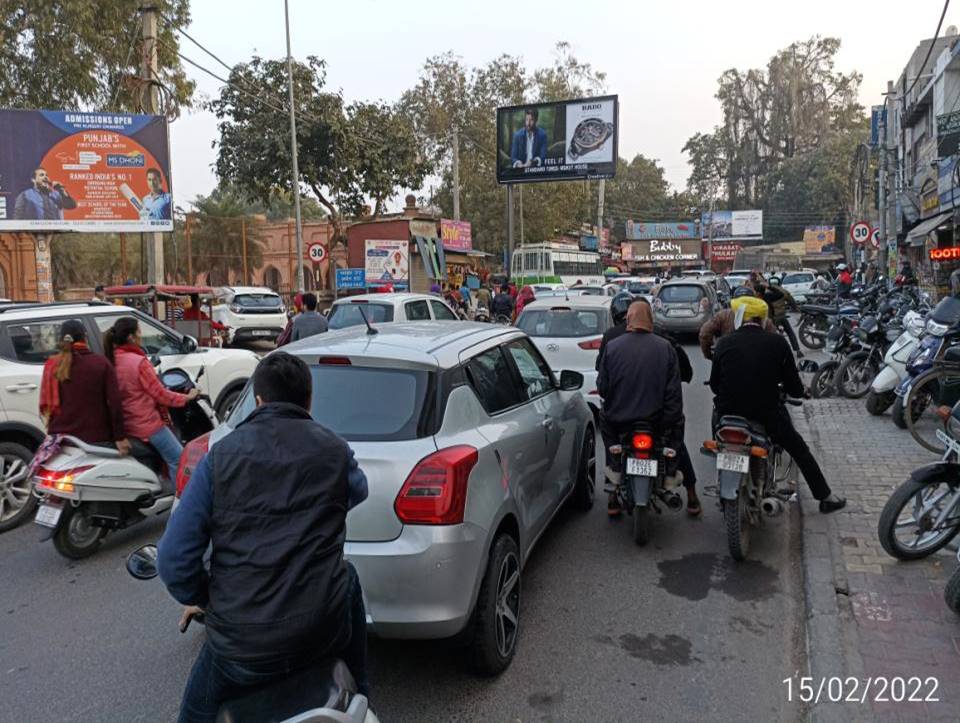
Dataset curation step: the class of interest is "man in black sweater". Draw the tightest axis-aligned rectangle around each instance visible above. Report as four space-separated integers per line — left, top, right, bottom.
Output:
710 297 845 513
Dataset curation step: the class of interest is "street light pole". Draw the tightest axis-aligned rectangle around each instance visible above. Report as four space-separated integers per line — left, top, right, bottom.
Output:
284 0 305 293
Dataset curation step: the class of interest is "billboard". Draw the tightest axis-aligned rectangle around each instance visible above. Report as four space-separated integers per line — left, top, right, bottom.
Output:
440 219 472 252
621 239 702 264
496 95 618 184
701 210 763 241
803 225 836 254
625 220 698 240
364 239 409 289
709 242 742 261
0 109 172 232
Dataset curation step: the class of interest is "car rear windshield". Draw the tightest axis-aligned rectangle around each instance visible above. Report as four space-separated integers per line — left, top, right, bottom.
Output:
516 308 606 337
627 282 651 294
328 302 395 330
782 273 814 284
234 294 282 308
658 285 704 303
229 365 432 441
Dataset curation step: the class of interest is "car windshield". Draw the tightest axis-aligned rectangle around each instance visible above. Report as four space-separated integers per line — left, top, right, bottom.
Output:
659 285 704 303
229 364 431 441
517 308 606 337
627 282 652 294
782 273 814 285
328 302 395 329
234 294 281 308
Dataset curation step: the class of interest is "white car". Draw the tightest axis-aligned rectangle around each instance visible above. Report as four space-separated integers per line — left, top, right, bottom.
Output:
778 270 817 303
0 300 259 532
571 284 620 297
327 293 460 329
515 296 614 417
212 286 287 344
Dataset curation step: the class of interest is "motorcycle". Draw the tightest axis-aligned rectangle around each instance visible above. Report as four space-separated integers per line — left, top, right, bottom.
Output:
606 427 683 545
702 398 801 561
809 318 861 399
473 305 491 323
835 314 898 399
32 367 216 559
125 545 377 723
866 310 924 415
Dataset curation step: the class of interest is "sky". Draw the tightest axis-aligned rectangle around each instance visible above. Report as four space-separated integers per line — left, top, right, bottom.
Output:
168 0 960 211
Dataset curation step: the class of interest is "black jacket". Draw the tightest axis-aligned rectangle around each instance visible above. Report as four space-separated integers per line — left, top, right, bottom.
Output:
596 321 692 383
205 403 352 662
597 330 682 427
490 292 514 318
709 324 804 425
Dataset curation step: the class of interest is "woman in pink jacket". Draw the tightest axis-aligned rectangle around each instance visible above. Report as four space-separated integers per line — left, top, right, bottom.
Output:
104 317 198 479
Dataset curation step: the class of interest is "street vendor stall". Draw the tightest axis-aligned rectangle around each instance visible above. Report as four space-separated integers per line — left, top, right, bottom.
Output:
103 284 224 347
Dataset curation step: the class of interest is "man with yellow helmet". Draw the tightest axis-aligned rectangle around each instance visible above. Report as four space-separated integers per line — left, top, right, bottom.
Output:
710 294 846 513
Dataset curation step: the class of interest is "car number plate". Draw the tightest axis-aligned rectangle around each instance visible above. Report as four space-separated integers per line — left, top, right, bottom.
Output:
626 457 658 476
717 453 750 473
668 308 694 317
250 330 272 336
35 501 63 528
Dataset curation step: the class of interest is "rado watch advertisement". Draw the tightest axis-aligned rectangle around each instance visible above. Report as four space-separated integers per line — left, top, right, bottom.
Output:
496 95 618 184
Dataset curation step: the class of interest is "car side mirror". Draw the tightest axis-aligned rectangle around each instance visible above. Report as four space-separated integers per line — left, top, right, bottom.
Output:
559 369 584 391
149 354 161 367
181 335 198 354
126 544 159 580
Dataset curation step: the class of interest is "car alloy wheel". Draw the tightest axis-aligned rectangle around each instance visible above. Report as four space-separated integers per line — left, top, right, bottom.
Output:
495 551 520 659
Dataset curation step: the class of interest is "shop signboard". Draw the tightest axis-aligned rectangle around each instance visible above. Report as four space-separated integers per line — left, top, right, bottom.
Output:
580 234 598 251
929 246 960 261
700 210 763 241
0 109 173 232
335 267 366 289
440 219 472 252
621 239 701 264
803 225 836 254
938 110 960 158
364 239 409 289
624 220 698 240
496 95 618 184
709 242 742 261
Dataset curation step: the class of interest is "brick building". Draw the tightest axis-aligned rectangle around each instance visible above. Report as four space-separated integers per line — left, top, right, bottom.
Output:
0 233 39 300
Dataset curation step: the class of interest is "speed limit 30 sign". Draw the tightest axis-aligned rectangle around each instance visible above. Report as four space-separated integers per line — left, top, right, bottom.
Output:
307 242 327 263
850 221 871 245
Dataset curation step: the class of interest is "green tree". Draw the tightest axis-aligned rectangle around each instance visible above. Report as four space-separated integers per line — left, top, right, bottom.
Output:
603 155 672 237
0 1 195 114
183 188 265 284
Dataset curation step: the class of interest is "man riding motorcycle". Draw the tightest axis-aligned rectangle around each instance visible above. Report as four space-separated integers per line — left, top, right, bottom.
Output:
597 301 686 516
490 285 515 320
836 263 853 297
709 295 846 514
755 279 802 357
699 286 777 359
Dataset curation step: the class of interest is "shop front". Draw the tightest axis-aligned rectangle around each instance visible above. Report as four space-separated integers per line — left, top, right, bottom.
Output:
621 239 702 274
905 210 953 295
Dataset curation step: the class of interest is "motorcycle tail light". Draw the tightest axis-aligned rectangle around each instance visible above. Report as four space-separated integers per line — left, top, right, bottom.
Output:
176 432 211 498
631 433 654 451
34 465 93 493
394 445 478 525
578 337 602 350
750 446 769 458
717 427 750 445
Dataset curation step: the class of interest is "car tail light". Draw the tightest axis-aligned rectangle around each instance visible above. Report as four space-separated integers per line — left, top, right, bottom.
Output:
631 433 654 451
230 303 242 313
578 337 602 350
34 465 93 493
176 432 211 497
717 427 751 445
316 356 352 365
394 445 478 525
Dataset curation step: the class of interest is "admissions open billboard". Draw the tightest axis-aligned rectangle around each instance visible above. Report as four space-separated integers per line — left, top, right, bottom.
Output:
0 109 173 232
496 95 618 184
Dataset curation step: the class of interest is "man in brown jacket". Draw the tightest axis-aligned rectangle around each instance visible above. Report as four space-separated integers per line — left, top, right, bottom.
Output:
699 288 777 359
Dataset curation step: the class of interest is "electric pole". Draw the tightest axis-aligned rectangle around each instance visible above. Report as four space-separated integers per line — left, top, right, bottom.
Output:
507 186 515 276
878 80 893 274
284 0 305 293
597 179 605 243
140 2 164 285
451 125 460 222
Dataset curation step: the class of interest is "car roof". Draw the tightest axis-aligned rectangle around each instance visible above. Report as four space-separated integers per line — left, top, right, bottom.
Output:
0 300 134 318
659 279 711 289
221 286 280 295
524 296 613 309
331 293 439 306
281 321 520 368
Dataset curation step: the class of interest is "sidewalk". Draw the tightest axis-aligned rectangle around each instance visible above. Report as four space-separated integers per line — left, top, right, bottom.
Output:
796 398 960 722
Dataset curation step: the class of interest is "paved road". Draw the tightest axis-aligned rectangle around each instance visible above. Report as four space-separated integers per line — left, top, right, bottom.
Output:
0 341 806 722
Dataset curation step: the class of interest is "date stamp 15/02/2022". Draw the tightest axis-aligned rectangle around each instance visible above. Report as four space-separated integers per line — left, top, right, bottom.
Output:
782 675 940 704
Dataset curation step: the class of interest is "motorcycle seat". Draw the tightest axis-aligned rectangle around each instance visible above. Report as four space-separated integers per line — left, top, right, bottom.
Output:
800 304 839 315
717 415 768 438
216 659 355 723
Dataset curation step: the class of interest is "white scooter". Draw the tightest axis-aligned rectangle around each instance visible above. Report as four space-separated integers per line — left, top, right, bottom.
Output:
865 310 925 416
32 367 216 559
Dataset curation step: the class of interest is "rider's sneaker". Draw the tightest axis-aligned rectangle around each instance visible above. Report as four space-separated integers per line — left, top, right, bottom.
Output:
819 494 846 514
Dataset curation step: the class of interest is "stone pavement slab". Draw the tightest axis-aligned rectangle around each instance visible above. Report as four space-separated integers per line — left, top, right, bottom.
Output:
795 398 960 722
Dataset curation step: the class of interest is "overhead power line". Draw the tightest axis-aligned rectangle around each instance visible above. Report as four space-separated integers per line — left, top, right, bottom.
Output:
902 0 951 100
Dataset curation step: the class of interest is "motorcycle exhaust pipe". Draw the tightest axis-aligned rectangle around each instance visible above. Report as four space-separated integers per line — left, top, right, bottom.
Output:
761 497 784 517
659 489 684 511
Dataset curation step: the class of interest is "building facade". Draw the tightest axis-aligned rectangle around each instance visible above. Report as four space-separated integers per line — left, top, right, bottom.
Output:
0 233 39 300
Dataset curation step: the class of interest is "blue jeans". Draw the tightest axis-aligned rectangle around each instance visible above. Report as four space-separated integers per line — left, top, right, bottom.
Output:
178 563 369 723
149 426 183 479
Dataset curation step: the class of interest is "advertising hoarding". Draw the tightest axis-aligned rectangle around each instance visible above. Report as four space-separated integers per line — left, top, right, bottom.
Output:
364 239 409 289
0 109 172 232
625 220 698 240
496 95 618 184
440 219 472 252
621 239 702 264
709 242 742 261
701 210 763 241
803 225 837 254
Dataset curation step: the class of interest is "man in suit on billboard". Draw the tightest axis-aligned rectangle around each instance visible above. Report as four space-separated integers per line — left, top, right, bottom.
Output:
13 167 77 220
511 108 548 168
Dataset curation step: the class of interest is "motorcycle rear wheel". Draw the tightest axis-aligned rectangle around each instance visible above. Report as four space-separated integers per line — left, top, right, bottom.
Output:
53 505 106 560
810 361 839 399
798 317 826 350
945 566 960 615
633 505 651 546
836 351 878 399
865 390 895 416
877 477 960 560
723 495 749 561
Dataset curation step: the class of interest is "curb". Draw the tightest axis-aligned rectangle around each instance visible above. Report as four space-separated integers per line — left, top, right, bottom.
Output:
791 403 867 723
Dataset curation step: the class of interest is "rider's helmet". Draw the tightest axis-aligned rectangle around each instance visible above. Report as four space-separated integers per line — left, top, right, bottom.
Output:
836 263 849 272
610 291 634 325
732 286 755 299
730 295 769 329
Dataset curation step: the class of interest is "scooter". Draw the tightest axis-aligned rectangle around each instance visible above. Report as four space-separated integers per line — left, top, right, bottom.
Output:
32 367 216 559
125 545 378 723
865 310 924 415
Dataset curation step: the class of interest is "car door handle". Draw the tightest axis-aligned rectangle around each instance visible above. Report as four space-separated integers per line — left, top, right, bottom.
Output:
5 383 38 392
541 418 554 429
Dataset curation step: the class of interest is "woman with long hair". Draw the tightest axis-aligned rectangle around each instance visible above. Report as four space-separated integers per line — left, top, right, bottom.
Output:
104 317 198 479
39 319 129 452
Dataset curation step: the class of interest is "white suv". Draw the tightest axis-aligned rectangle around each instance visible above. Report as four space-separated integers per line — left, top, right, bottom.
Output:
327 293 461 330
212 286 287 344
0 301 259 532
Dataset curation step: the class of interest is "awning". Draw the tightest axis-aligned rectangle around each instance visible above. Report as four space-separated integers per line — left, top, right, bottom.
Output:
908 211 953 246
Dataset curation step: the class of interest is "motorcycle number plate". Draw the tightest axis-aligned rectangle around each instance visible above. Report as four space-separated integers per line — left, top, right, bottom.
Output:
626 458 658 476
936 429 960 456
717 453 750 473
35 501 63 528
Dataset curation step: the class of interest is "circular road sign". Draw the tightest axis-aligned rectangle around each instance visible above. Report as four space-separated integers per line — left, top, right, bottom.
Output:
307 242 327 263
850 221 871 245
870 227 881 249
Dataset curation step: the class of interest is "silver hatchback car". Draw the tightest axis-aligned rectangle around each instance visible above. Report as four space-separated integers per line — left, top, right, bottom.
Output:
203 322 597 674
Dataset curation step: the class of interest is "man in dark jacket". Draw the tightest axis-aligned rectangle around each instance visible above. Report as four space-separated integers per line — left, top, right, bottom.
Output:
710 297 846 514
157 352 369 722
291 292 328 341
490 285 515 319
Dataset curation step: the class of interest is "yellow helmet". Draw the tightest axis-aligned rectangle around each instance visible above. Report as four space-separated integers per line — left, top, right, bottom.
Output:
730 296 768 328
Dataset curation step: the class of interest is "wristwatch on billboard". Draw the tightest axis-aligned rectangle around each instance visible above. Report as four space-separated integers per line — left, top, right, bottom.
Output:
568 118 615 160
